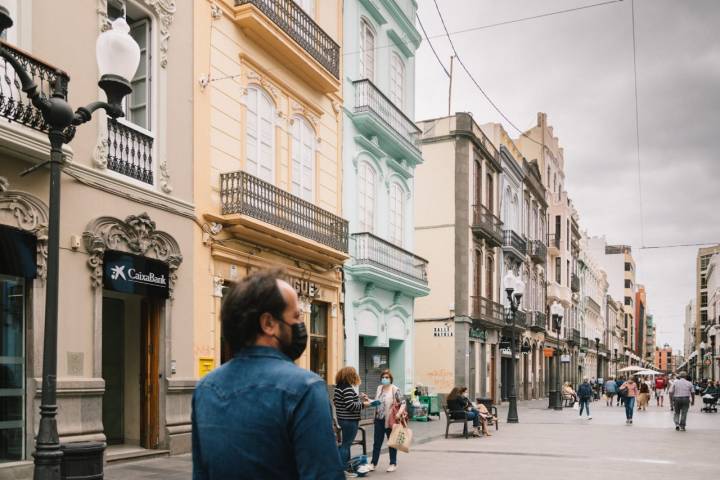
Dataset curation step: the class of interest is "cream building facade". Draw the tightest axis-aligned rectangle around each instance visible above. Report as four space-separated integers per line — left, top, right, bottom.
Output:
0 0 196 476
191 0 348 391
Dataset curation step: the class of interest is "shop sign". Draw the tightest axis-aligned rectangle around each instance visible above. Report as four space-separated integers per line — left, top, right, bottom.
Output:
287 276 320 298
103 250 170 299
500 348 512 356
561 354 571 363
469 327 486 340
544 347 555 358
0 224 37 278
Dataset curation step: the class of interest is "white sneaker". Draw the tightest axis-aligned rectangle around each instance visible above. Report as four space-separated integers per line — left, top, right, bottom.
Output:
344 472 358 478
357 465 372 474
588 416 592 420
367 464 375 472
387 465 397 472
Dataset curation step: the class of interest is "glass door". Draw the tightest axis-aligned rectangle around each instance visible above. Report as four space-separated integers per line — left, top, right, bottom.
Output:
0 275 25 462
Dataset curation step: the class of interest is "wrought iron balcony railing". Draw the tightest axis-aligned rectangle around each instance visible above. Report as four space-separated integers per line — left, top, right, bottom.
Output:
505 308 527 328
107 119 154 185
581 337 589 349
528 239 547 264
529 311 547 331
235 0 339 78
471 296 504 328
571 273 580 293
0 40 68 133
221 170 349 252
547 233 561 250
472 204 503 246
565 328 581 345
502 229 527 257
353 79 421 152
352 232 428 283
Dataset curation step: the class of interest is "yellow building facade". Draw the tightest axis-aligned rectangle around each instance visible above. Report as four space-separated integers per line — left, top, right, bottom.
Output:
192 0 347 382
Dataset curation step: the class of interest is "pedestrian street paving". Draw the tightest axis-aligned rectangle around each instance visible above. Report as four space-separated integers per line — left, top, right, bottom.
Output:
105 399 720 479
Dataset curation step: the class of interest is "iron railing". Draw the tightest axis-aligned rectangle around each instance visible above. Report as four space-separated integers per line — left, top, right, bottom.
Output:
502 229 527 256
471 296 504 328
505 308 527 328
528 239 547 264
530 311 547 331
235 0 339 78
472 204 503 246
352 232 428 283
571 273 580 293
107 119 154 184
547 233 561 249
220 170 349 252
0 40 68 133
580 337 589 349
353 79 421 152
565 328 581 345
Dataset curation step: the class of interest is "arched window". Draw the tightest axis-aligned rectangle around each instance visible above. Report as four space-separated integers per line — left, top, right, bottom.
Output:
389 182 404 246
291 116 315 202
503 187 512 226
358 162 376 232
390 52 405 108
360 19 375 81
512 194 519 231
485 256 494 299
245 85 275 183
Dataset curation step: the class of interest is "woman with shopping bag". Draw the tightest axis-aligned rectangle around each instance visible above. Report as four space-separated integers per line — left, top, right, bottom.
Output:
369 370 406 473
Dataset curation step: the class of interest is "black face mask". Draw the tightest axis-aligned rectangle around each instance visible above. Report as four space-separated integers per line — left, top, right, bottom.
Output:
275 320 308 360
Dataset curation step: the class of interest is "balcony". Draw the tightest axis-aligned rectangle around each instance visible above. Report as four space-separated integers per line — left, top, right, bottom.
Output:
107 119 154 185
232 0 340 92
547 282 572 304
566 328 581 346
528 239 547 264
0 40 68 134
571 273 580 293
347 232 429 297
351 79 422 164
471 296 505 329
547 233 561 254
472 205 503 247
504 308 527 330
580 337 589 350
502 229 527 262
219 170 349 261
529 311 547 332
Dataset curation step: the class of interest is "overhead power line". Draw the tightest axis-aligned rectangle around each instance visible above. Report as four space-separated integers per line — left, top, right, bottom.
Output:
416 10 450 78
430 0 543 145
631 0 645 248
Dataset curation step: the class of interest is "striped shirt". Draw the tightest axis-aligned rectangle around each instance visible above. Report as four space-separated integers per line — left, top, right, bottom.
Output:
333 383 362 421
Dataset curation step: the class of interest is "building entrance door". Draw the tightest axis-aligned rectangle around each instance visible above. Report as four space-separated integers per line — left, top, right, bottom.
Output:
358 342 389 419
102 297 124 445
141 298 161 449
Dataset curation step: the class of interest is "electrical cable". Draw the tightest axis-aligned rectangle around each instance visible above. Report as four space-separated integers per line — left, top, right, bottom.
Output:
416 9 450 78
631 0 645 248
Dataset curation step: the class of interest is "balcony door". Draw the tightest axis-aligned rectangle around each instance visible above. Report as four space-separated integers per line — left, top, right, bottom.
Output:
245 86 275 184
485 255 494 300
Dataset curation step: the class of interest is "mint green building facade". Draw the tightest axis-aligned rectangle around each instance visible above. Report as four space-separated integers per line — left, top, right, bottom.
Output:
342 0 428 396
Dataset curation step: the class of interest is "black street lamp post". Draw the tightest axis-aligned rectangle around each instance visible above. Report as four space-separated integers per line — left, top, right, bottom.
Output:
595 337 601 381
503 270 525 424
0 8 140 480
549 301 564 410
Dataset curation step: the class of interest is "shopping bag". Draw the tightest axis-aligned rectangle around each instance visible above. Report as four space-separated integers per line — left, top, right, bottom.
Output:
388 423 413 453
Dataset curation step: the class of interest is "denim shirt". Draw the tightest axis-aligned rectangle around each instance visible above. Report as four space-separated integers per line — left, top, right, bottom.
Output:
192 346 344 480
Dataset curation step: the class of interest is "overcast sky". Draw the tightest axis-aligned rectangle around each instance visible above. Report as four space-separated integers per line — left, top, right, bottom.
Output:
414 0 720 353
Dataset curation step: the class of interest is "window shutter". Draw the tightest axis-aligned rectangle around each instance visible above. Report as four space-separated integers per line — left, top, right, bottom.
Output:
258 93 274 183
128 18 151 130
245 87 259 177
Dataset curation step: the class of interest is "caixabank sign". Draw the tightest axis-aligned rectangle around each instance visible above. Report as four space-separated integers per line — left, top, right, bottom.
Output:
103 250 170 299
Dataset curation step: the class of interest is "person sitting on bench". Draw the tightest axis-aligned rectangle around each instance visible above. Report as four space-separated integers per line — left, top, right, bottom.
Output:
447 387 490 437
562 382 578 406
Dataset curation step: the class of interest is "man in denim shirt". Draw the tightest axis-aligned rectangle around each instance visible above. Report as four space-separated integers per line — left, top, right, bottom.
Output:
192 269 344 479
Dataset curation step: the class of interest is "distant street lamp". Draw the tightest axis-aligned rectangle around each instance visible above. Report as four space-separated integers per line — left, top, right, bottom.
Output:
549 301 564 410
503 270 525 424
0 6 140 479
595 337 601 382
700 341 707 380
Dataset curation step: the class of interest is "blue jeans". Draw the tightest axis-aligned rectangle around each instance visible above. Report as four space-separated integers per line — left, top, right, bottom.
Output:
624 396 636 419
465 409 480 427
371 418 397 466
338 419 359 470
579 399 590 416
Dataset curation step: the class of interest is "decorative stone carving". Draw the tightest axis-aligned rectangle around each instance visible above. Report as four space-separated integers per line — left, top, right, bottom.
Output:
93 133 108 169
210 3 222 19
83 212 183 296
158 160 173 194
0 177 49 280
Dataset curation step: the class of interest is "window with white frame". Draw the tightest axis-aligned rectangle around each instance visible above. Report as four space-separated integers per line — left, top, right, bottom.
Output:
388 182 404 246
245 86 276 183
109 0 152 131
358 162 376 232
291 116 315 202
360 19 375 81
389 52 405 108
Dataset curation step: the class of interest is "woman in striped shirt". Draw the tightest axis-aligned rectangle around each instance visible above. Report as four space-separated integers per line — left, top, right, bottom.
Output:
333 367 368 475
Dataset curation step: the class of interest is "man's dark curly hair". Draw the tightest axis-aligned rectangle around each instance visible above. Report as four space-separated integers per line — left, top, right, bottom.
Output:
221 268 288 354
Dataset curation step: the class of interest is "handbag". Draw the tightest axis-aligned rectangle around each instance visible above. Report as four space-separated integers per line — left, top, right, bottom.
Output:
388 422 413 453
619 386 629 397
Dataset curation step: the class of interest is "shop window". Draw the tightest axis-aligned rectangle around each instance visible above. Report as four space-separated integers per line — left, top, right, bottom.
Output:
310 302 328 381
0 275 25 462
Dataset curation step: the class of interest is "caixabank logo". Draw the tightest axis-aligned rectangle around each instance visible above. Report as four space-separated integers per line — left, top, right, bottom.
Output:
103 250 170 298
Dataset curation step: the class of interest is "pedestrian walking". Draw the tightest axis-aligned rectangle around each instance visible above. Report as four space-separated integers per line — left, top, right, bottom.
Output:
192 269 344 480
604 377 617 406
616 376 625 406
668 374 677 411
619 377 639 424
369 369 406 473
638 379 651 411
447 387 485 437
654 375 667 407
577 379 593 419
669 371 695 431
333 367 370 477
